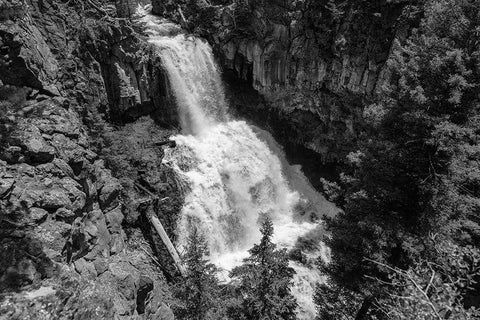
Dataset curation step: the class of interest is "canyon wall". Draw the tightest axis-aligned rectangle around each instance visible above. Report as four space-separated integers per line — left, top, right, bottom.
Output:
153 0 413 162
0 1 182 318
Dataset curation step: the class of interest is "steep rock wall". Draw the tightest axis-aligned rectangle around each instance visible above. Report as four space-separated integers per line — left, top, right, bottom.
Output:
153 0 413 162
0 1 182 318
82 20 179 125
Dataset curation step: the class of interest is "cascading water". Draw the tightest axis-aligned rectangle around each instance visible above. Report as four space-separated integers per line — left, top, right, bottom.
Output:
137 6 337 319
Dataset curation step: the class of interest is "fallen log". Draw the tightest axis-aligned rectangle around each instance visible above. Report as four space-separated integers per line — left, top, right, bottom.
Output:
154 140 176 148
149 214 187 277
177 6 190 32
134 182 186 277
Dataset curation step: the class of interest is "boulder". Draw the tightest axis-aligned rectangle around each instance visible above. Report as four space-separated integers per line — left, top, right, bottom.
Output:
105 206 124 233
29 207 48 222
74 258 97 278
12 124 55 164
98 180 122 211
83 210 111 260
55 207 75 220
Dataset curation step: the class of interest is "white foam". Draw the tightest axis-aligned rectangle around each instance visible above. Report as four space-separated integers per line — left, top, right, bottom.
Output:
139 5 331 318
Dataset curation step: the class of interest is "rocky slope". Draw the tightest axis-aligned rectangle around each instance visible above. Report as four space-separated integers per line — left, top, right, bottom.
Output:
153 0 415 163
0 0 184 318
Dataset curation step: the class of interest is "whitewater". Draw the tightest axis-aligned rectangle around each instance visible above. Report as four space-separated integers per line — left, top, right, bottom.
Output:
137 6 337 319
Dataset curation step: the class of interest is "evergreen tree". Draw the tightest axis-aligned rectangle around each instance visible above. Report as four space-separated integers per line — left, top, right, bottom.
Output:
174 226 221 320
374 241 480 320
318 0 480 317
229 218 297 320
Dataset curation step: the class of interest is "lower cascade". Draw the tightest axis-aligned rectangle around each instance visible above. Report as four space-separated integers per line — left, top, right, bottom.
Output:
139 6 337 319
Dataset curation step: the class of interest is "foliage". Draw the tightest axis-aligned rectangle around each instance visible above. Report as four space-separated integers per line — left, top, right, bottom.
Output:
228 218 297 320
173 226 223 320
315 280 365 320
374 241 480 319
318 0 480 317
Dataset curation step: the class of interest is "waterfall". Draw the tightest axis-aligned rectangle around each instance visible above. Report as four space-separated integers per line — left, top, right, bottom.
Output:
138 6 336 319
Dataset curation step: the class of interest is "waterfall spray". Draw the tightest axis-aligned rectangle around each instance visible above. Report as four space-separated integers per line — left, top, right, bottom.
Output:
138 6 335 318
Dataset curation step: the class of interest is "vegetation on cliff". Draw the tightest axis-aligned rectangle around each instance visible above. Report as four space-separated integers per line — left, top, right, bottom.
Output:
319 0 480 318
228 218 297 320
172 218 298 320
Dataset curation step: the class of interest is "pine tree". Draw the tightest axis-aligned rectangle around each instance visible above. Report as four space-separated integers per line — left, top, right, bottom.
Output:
174 226 220 320
229 218 297 320
318 0 480 317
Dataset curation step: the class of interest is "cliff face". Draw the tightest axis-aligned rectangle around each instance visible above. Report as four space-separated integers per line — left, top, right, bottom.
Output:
153 0 412 162
0 1 182 318
82 18 179 125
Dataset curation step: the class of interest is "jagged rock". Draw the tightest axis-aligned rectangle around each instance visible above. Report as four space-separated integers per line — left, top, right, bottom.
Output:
93 258 108 276
105 206 124 233
55 207 75 219
11 124 56 164
100 261 141 316
0 1 178 317
0 9 59 90
105 206 126 254
33 177 85 212
35 159 72 179
50 133 90 165
83 210 111 260
59 177 86 212
109 261 140 299
93 160 122 211
74 258 97 278
109 233 126 255
30 207 48 222
39 188 74 210
52 158 74 177
153 303 175 320
0 173 15 197
34 218 71 253
98 180 122 211
30 100 82 138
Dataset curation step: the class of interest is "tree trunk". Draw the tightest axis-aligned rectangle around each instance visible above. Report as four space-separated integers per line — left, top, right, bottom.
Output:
355 296 374 320
149 214 186 277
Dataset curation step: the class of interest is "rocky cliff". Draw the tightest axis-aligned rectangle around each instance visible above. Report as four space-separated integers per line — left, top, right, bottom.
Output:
153 0 414 162
0 0 184 318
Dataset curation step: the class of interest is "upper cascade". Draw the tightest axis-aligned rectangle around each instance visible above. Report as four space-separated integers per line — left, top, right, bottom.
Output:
138 5 227 135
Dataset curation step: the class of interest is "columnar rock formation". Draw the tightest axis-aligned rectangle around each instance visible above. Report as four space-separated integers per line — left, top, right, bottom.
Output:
152 0 412 162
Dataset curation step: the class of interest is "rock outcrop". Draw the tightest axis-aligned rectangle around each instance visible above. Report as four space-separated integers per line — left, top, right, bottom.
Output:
80 8 180 126
0 0 183 318
153 0 413 162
